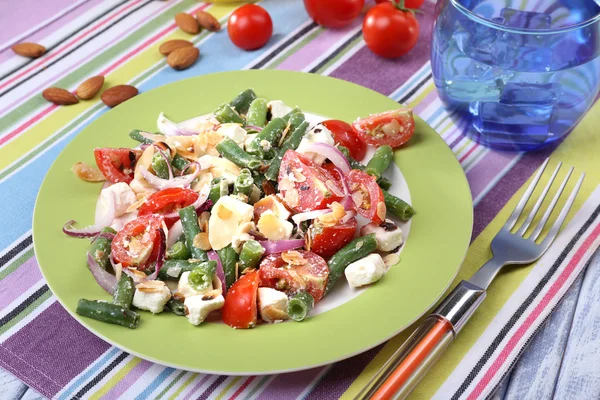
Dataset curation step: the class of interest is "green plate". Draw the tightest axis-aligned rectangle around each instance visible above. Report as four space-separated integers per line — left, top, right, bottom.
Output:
33 70 472 375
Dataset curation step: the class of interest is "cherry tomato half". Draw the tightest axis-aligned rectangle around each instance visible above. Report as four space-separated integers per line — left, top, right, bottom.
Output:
228 4 273 51
138 188 199 228
352 107 415 148
94 148 140 184
321 120 367 161
363 2 420 59
310 217 358 259
259 250 329 302
111 214 165 269
347 169 386 224
374 0 425 8
304 0 364 28
222 270 260 329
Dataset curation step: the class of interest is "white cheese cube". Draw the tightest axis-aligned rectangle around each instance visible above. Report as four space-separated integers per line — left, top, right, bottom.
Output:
217 123 247 147
176 271 214 300
296 124 335 165
344 254 386 288
258 288 289 323
132 281 172 313
267 100 292 119
360 219 404 252
184 294 225 326
97 182 136 219
208 196 255 250
244 133 257 151
257 210 293 241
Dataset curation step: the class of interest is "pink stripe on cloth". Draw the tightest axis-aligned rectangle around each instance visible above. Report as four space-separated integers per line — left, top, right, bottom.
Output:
0 256 42 309
256 367 325 399
99 359 153 400
467 222 600 399
466 151 519 200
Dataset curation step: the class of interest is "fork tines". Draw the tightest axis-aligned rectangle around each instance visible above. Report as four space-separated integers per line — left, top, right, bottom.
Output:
505 158 585 245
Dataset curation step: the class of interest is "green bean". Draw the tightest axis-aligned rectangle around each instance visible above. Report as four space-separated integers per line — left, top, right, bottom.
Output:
112 274 135 309
217 245 238 290
234 169 254 197
171 154 190 171
246 98 268 127
209 177 229 204
238 240 265 274
377 176 392 191
216 137 264 170
286 113 306 134
326 233 378 293
338 145 392 190
129 129 161 145
229 89 257 115
188 268 213 291
246 117 287 155
158 260 216 280
366 145 393 179
265 119 309 181
282 107 302 122
76 299 139 329
214 103 244 124
287 292 314 322
383 190 415 221
151 152 171 179
166 240 191 260
179 206 208 262
90 227 116 271
164 299 186 316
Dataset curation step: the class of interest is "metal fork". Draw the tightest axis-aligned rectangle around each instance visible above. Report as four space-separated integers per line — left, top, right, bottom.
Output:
356 158 585 400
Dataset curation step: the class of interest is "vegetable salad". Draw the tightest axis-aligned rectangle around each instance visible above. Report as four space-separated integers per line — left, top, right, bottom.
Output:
65 89 415 329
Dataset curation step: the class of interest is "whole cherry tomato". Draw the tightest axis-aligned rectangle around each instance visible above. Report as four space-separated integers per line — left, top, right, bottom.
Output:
304 0 365 28
374 0 425 8
228 4 273 51
363 2 420 58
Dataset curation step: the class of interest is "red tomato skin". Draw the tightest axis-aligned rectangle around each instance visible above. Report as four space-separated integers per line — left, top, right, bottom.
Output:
228 4 273 51
304 0 364 28
321 120 367 161
138 188 198 228
94 148 138 184
347 169 386 224
222 271 260 329
259 251 329 302
310 218 358 259
374 0 425 8
111 214 165 268
363 2 420 59
352 108 415 148
278 150 344 212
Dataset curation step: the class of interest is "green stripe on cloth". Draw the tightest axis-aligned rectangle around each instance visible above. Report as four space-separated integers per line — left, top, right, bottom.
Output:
0 290 52 336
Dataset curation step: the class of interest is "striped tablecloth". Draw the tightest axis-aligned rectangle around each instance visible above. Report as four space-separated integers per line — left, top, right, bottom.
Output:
1 1 599 399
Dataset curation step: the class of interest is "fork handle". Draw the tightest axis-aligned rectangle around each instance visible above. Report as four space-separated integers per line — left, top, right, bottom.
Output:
355 281 486 400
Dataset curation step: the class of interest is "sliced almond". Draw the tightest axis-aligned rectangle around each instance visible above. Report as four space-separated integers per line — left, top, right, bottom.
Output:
71 162 105 182
12 42 46 58
195 10 220 32
42 87 79 105
282 250 307 266
193 232 212 251
376 201 387 222
76 76 104 100
383 253 400 269
101 84 138 108
159 39 194 55
175 12 200 34
167 46 199 70
136 280 167 293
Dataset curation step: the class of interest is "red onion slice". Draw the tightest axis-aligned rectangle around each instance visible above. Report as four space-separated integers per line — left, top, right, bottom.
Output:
245 125 264 132
141 166 200 190
90 231 115 244
208 250 227 293
301 142 350 173
332 166 355 211
158 113 198 136
258 239 305 255
153 145 174 180
63 220 102 238
167 220 183 248
145 229 166 281
291 209 329 226
87 252 117 294
341 210 357 224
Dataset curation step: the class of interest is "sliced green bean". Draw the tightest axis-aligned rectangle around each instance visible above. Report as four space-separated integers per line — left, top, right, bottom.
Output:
282 107 302 122
179 206 208 262
366 145 393 179
229 89 257 115
246 117 287 155
238 240 265 274
214 103 244 124
90 227 116 271
171 154 190 171
246 98 268 127
164 299 186 316
151 152 171 179
188 268 213 291
129 129 161 145
265 119 309 181
112 274 135 309
158 260 216 280
166 240 191 260
76 299 139 329
338 145 392 190
209 177 229 204
216 137 264 170
383 190 415 221
326 233 378 293
217 245 238 290
377 176 392 191
287 292 314 322
234 169 254 197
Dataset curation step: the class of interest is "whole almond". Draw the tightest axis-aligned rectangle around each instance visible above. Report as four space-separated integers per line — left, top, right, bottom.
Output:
12 42 46 58
159 39 194 56
101 85 138 108
42 87 79 105
175 13 200 34
167 47 199 70
195 11 220 32
76 76 104 100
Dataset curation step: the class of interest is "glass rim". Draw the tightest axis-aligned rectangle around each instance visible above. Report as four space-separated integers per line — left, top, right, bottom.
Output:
449 0 600 35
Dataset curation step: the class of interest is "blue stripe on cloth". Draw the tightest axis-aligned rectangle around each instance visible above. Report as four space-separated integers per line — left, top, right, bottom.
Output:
134 367 175 399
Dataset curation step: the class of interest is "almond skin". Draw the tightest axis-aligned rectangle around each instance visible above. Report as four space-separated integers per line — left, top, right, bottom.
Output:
159 39 194 56
175 13 200 34
75 76 104 100
101 85 138 108
42 88 79 105
167 47 199 70
12 42 46 58
195 10 220 32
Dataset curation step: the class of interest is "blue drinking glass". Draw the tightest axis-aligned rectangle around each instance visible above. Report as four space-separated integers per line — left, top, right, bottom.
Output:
431 0 600 151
